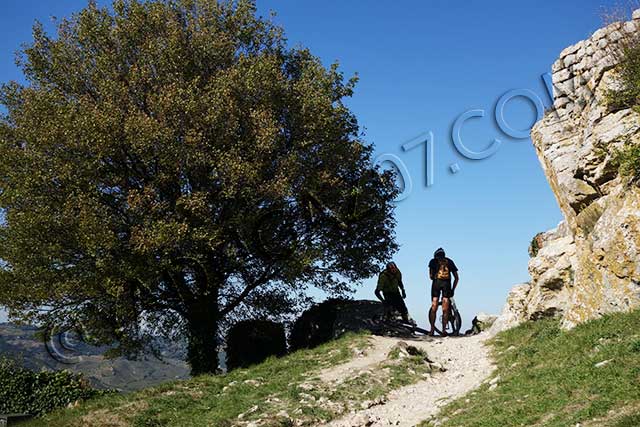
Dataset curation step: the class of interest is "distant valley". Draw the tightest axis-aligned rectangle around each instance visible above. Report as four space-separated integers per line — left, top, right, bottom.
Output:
0 322 190 392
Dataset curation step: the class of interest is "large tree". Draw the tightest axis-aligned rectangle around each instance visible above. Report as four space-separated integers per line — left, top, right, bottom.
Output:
0 0 397 374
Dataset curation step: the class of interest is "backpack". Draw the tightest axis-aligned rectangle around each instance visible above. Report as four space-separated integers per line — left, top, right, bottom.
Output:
436 258 450 280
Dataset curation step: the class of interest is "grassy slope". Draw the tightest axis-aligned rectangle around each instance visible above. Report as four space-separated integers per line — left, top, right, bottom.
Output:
27 310 640 427
23 332 369 427
26 332 434 427
422 309 640 427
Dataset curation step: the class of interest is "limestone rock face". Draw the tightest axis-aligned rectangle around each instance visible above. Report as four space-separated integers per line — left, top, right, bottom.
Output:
490 283 533 333
496 12 640 331
525 222 576 319
491 222 576 333
535 13 640 328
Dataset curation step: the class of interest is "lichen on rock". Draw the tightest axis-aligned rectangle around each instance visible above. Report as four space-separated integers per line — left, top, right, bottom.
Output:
495 11 640 332
491 222 576 333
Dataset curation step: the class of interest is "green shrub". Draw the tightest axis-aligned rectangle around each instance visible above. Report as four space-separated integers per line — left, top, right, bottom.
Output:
529 233 542 257
226 319 287 371
606 38 640 111
289 299 341 350
603 32 640 184
612 143 640 181
0 357 111 416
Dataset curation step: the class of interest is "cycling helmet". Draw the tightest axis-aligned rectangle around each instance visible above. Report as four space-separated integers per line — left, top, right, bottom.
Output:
434 248 445 258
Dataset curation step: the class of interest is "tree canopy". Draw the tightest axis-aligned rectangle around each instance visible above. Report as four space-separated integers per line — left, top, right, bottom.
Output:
0 0 398 374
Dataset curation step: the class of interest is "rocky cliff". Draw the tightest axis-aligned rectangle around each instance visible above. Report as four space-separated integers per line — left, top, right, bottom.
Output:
495 11 640 331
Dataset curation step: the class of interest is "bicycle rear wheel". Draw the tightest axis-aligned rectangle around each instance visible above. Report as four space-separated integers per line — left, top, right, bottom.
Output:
449 308 462 335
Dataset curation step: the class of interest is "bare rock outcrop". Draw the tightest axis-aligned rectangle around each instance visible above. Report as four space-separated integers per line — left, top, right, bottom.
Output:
491 222 576 332
289 299 420 350
496 12 640 331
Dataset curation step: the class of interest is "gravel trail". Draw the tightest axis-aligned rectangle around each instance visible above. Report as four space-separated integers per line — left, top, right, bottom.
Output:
321 333 495 427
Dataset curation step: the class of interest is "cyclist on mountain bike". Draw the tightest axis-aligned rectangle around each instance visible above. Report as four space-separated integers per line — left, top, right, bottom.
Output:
428 248 459 336
374 262 411 323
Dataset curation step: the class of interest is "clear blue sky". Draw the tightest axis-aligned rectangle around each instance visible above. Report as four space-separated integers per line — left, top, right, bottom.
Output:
0 1 626 327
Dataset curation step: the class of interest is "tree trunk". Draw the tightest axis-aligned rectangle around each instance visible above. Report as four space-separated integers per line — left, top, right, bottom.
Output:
186 297 220 375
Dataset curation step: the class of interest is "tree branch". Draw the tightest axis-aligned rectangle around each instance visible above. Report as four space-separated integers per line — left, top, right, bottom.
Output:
219 268 280 316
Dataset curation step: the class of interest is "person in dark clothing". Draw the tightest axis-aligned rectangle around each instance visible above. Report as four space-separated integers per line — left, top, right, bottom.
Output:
374 262 410 323
428 248 459 336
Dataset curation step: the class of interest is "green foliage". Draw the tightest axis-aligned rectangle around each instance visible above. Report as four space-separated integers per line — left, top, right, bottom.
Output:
603 34 640 184
288 298 341 351
25 332 372 426
612 143 640 181
529 233 541 257
0 0 398 375
606 36 640 111
0 357 109 417
24 332 436 427
226 319 287 370
387 346 402 360
421 309 640 427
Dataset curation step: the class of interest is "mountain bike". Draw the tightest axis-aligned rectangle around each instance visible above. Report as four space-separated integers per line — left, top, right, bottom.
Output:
371 306 431 336
428 297 462 336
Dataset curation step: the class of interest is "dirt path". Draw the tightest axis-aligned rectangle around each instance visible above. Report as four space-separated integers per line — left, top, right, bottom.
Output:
320 333 495 427
318 336 403 383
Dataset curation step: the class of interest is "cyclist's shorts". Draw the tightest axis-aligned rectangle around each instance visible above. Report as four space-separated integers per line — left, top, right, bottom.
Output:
382 291 408 314
431 279 453 299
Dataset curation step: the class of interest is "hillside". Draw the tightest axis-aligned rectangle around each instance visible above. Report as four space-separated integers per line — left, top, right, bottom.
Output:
18 309 640 427
0 323 189 392
4 6 640 427
24 331 493 427
423 309 640 427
